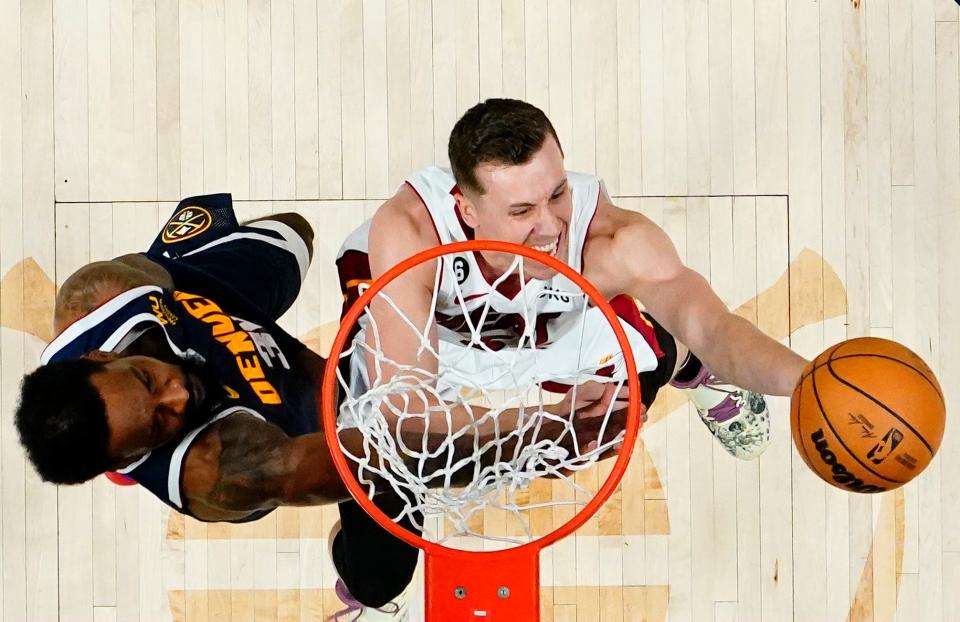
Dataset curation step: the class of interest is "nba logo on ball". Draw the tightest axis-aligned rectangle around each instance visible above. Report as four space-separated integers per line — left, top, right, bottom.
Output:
867 428 903 465
791 337 946 493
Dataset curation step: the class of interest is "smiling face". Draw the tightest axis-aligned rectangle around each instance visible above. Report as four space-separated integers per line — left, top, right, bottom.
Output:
455 135 571 280
84 351 213 467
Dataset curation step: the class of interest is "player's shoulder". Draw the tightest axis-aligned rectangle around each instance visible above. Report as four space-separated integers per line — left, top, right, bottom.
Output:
583 192 676 283
53 256 174 334
378 181 426 220
180 409 288 522
586 189 652 239
180 411 275 489
383 166 452 216
372 174 443 249
181 410 252 472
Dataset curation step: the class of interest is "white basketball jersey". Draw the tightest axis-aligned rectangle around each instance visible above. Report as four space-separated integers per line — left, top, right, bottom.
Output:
409 166 598 317
337 166 658 397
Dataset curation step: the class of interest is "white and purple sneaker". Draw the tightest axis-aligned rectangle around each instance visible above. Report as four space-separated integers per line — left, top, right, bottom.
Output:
671 365 771 460
329 578 409 621
328 521 411 622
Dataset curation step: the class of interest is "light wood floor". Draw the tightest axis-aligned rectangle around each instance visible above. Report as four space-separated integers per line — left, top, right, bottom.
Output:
0 0 957 620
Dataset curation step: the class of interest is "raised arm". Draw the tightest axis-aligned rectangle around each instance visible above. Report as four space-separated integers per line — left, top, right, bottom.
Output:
54 211 313 336
365 184 444 385
366 188 530 432
589 197 807 396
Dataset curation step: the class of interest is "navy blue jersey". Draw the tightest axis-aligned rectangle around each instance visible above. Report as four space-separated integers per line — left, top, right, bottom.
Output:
41 194 317 522
146 193 309 323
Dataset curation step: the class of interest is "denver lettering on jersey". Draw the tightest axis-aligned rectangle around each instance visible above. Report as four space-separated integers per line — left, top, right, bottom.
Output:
173 291 283 405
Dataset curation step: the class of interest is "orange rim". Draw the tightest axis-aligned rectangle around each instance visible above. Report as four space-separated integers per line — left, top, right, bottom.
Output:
321 239 642 559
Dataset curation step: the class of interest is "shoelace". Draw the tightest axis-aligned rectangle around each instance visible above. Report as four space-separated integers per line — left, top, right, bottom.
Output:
329 580 364 622
328 580 402 622
702 374 735 393
702 394 743 424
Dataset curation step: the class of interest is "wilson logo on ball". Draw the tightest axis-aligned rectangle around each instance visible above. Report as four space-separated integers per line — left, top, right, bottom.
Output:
810 429 885 494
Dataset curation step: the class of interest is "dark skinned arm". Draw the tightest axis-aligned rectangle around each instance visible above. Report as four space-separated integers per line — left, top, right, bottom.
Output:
180 384 628 522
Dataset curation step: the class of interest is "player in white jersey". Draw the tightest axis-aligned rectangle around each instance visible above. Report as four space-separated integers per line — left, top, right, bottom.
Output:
339 168 663 399
332 99 810 619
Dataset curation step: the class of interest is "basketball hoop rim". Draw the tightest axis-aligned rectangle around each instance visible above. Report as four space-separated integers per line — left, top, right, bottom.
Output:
321 239 642 559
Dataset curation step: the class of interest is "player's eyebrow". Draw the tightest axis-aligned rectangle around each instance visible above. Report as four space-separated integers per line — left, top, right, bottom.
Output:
131 365 151 391
508 179 567 208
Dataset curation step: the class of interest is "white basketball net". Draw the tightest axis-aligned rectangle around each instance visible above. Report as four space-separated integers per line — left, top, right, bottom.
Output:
334 251 633 546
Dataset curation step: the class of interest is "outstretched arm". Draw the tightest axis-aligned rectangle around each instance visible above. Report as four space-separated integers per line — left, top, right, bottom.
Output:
181 387 626 522
598 204 807 396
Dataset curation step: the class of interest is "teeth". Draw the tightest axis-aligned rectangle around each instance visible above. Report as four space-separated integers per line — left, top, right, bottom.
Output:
532 240 558 254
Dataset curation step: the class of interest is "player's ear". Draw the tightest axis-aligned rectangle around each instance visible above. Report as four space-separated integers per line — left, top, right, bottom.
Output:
454 191 480 229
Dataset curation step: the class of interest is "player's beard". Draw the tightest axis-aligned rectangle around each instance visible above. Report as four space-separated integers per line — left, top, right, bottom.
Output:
177 357 227 430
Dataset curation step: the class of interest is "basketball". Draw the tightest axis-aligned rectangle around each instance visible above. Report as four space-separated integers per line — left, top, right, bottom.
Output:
791 337 945 493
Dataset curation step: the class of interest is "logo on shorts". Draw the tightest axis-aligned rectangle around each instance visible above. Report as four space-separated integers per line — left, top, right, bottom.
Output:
162 206 213 243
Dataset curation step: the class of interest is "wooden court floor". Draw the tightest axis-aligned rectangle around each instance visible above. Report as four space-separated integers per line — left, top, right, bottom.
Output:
0 0 958 620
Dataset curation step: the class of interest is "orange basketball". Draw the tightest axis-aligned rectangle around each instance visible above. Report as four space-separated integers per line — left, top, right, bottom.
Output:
791 337 945 493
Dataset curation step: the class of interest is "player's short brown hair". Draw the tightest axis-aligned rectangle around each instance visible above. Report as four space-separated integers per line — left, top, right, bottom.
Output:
448 99 563 195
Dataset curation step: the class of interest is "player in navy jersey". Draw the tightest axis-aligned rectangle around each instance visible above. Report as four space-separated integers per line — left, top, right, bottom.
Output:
14 193 624 620
18 194 328 520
